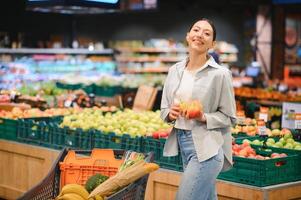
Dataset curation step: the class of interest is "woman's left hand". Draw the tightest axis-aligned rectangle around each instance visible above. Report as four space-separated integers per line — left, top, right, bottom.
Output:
183 110 206 123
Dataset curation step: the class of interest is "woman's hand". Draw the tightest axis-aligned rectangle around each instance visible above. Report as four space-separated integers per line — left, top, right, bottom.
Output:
168 104 180 121
182 110 206 123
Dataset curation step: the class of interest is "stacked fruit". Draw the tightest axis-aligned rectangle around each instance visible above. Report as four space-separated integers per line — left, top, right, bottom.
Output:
60 109 172 138
55 184 89 200
243 133 301 150
232 142 287 160
0 107 82 119
231 118 257 136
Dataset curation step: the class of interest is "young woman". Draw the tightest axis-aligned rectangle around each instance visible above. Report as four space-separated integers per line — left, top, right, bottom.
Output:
160 18 236 200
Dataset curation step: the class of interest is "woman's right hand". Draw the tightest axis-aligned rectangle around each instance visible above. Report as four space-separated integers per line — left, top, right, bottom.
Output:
168 104 180 121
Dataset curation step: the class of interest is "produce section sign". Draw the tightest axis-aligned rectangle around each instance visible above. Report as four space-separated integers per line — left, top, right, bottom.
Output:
282 102 301 129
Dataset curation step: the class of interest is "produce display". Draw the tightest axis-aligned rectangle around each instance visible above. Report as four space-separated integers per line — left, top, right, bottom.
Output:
242 134 301 150
235 87 301 102
59 109 171 138
0 107 81 119
232 142 288 159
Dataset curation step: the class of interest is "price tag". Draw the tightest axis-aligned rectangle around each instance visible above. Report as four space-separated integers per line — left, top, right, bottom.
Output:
236 110 246 125
64 100 72 107
295 113 301 129
259 107 269 122
257 120 267 136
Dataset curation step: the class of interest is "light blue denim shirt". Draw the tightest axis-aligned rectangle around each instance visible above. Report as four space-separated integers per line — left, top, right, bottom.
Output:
160 56 236 171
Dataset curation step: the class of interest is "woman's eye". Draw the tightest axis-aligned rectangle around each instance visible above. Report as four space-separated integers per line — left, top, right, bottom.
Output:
205 33 210 36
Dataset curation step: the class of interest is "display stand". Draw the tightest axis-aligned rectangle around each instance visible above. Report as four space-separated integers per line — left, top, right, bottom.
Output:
145 168 301 200
1 139 301 200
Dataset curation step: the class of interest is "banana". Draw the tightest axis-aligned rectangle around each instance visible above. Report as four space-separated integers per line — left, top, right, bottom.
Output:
94 195 104 200
59 184 89 199
88 195 103 200
57 193 85 200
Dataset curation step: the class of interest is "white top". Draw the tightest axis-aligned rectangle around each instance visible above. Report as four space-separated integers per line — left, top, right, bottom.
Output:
174 69 195 130
174 60 209 130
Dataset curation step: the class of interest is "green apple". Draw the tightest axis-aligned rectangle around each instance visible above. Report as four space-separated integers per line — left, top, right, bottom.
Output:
294 145 301 150
286 138 295 145
252 139 261 146
267 138 275 144
283 133 292 140
284 143 293 149
274 142 283 148
279 138 286 145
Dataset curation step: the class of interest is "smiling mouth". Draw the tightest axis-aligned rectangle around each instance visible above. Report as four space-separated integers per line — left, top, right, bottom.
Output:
192 40 204 45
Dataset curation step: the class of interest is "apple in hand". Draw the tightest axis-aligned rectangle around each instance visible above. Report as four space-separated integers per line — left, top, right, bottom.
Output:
179 100 203 119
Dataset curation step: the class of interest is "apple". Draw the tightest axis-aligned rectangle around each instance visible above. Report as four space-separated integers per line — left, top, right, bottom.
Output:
279 138 286 145
294 145 301 150
271 153 280 158
286 138 295 145
284 143 293 149
252 139 262 146
255 155 265 160
179 100 203 119
280 128 292 137
271 129 281 136
266 138 275 144
274 142 283 148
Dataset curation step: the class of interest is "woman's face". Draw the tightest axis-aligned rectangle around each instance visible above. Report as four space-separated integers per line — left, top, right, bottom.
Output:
186 20 215 53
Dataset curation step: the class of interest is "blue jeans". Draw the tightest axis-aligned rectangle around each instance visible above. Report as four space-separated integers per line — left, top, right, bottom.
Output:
175 129 224 200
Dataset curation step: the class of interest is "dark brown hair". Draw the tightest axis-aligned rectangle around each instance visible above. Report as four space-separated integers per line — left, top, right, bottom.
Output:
189 18 217 41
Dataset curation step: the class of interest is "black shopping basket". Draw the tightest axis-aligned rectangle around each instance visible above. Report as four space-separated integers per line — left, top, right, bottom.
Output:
17 148 154 200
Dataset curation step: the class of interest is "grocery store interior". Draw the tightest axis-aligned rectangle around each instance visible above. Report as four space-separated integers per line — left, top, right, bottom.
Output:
1 0 301 199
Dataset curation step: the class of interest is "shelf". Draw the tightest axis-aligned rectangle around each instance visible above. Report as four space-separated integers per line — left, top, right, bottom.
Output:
116 47 187 53
116 57 183 63
119 67 169 73
0 48 114 55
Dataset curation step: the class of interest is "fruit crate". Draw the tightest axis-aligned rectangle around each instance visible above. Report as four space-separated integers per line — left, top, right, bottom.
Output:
17 120 52 147
235 136 301 180
93 130 144 152
0 118 18 141
232 132 257 139
1 116 64 142
143 136 183 172
94 85 122 97
17 148 154 200
82 84 95 94
56 82 83 91
50 124 93 150
218 146 301 186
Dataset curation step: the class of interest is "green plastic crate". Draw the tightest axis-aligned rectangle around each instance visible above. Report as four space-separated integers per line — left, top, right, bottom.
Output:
56 82 83 90
0 118 18 141
93 130 143 152
218 147 300 186
1 116 63 142
94 86 121 97
82 84 95 94
232 132 257 139
17 119 52 147
143 137 183 172
50 124 93 150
